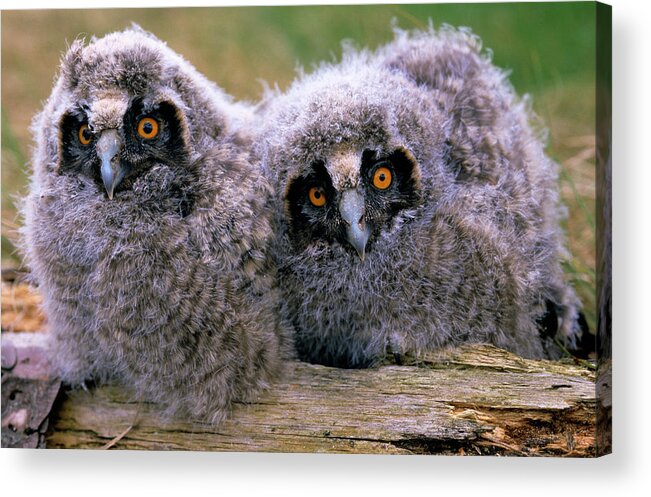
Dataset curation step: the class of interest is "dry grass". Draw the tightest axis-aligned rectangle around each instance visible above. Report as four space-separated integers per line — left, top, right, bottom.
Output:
1 280 46 332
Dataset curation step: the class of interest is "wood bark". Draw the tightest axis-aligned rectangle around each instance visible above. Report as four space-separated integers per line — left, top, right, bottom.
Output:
2 332 596 456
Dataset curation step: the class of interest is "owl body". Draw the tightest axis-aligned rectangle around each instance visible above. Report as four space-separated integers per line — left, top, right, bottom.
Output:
21 28 287 422
258 27 583 367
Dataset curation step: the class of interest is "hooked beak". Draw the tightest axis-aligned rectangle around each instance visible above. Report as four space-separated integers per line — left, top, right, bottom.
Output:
96 129 125 200
339 189 371 261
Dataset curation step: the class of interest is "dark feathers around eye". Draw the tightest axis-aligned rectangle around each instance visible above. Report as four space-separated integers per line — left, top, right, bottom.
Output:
123 98 190 167
285 161 340 249
361 147 421 219
59 109 96 177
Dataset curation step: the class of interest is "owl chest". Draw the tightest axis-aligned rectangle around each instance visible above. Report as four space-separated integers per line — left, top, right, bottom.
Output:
36 197 194 311
284 251 432 319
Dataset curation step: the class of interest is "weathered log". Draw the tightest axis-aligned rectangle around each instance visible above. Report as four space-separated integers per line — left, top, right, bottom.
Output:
1 333 61 448
2 332 597 455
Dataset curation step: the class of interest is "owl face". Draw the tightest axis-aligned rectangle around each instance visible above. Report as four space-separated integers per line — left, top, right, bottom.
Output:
59 96 189 199
41 29 234 201
285 146 421 259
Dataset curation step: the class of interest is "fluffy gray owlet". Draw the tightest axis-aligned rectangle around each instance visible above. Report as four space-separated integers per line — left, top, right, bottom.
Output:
20 27 288 423
256 26 590 368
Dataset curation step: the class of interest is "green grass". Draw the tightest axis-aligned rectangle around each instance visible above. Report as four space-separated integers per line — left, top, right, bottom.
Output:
1 3 597 327
1 108 28 263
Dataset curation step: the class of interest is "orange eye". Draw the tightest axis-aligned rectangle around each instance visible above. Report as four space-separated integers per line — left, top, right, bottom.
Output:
308 186 327 207
372 166 392 190
137 117 159 139
78 124 92 145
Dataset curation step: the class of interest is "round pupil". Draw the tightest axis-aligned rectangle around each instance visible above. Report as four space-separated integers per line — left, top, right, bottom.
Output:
378 173 386 182
82 128 91 140
313 190 322 199
143 122 154 134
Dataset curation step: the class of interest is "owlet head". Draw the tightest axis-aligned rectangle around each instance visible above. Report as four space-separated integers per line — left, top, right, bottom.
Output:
51 27 218 199
285 145 421 260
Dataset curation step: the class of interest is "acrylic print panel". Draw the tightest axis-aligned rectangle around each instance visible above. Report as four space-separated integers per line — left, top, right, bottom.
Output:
1 2 611 456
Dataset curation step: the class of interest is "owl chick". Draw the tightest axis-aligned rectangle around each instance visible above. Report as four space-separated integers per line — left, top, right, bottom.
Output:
256 26 587 368
20 27 288 423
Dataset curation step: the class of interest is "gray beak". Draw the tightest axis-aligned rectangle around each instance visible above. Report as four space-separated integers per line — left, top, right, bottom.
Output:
339 189 371 261
96 129 124 200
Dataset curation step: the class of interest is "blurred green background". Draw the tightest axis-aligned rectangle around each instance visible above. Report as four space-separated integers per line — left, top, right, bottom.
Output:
1 2 597 328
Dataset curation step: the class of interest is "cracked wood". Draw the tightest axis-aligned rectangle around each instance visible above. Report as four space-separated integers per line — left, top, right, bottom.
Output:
18 332 596 456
